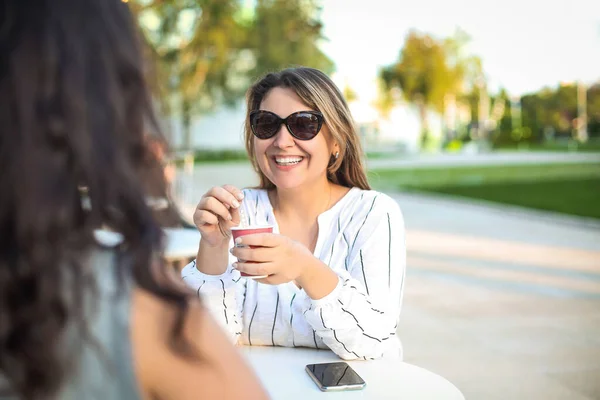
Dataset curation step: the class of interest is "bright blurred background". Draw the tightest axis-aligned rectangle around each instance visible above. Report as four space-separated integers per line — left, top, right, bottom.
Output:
129 0 600 220
127 1 600 398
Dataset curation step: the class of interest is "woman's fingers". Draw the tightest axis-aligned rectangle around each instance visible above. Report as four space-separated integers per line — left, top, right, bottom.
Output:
194 209 219 227
234 233 281 248
233 261 274 278
222 184 245 202
230 245 272 263
197 196 232 223
208 185 243 210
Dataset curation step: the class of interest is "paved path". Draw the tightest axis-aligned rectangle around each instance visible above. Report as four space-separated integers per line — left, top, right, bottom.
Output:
171 158 600 399
392 191 600 400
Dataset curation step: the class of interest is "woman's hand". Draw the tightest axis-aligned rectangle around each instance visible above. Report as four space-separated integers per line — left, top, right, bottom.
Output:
230 233 313 285
193 185 244 247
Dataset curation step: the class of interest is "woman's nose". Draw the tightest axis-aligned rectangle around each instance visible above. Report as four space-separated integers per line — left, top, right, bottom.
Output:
272 124 295 148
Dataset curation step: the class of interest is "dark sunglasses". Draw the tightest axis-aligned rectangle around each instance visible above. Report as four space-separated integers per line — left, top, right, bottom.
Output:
249 110 324 140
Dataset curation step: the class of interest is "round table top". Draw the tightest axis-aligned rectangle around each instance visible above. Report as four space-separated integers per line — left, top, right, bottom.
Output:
239 346 464 400
162 228 200 261
94 228 201 262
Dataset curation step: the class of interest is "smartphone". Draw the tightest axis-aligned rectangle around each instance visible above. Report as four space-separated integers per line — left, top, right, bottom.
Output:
305 362 366 392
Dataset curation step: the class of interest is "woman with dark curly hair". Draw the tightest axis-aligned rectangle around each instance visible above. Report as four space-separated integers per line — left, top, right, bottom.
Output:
0 0 267 399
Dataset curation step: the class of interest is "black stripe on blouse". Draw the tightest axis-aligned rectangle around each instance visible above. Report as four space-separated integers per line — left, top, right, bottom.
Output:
350 195 378 255
248 302 258 346
196 280 205 298
290 293 297 347
328 214 342 266
271 292 279 346
332 330 358 358
220 279 228 324
320 308 328 329
359 250 369 295
387 212 391 288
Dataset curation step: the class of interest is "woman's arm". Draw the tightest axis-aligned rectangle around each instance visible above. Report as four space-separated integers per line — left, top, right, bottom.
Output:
132 288 269 400
303 195 406 359
181 254 246 344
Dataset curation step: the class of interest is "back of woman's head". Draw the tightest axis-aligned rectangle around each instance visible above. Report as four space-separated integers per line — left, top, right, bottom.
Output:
244 67 370 190
0 0 189 397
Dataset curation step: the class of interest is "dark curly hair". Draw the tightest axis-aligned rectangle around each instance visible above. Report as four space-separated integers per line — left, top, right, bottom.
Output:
0 0 193 397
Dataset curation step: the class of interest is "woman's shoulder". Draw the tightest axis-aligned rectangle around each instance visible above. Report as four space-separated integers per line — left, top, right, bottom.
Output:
348 188 403 216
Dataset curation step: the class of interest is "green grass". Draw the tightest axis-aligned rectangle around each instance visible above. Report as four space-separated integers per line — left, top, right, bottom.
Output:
172 149 249 165
494 138 600 152
424 178 600 219
369 163 600 219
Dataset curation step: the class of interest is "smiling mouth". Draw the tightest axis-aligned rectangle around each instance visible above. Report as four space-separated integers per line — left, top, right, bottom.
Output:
273 156 304 166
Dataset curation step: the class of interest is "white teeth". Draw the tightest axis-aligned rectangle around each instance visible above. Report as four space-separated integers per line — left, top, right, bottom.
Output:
275 157 303 166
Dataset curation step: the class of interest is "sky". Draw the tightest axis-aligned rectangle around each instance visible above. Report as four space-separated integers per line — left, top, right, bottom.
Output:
319 0 600 102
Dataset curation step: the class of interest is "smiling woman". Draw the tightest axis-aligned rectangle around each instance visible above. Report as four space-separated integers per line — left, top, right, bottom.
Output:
182 67 407 361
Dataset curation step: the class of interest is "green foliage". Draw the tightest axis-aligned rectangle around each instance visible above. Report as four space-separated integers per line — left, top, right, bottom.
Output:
379 30 483 146
248 0 333 78
135 0 247 110
130 0 332 149
497 82 600 147
343 84 358 103
132 0 249 148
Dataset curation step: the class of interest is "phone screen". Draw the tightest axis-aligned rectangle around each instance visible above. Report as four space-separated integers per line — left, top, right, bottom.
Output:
306 362 365 390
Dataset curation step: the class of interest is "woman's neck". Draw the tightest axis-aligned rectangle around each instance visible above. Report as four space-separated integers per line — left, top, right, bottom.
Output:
270 179 332 223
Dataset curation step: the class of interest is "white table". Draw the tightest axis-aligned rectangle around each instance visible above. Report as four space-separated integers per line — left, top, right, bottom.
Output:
93 228 200 262
162 228 200 261
240 346 464 400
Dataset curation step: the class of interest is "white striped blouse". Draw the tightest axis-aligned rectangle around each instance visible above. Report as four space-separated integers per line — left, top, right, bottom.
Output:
181 187 406 360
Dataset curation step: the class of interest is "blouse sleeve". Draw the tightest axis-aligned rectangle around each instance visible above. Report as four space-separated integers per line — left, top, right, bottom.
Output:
302 194 406 359
180 239 247 344
180 189 258 343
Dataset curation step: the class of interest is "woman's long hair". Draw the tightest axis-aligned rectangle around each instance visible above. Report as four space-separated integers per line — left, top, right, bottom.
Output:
0 0 192 397
244 67 371 190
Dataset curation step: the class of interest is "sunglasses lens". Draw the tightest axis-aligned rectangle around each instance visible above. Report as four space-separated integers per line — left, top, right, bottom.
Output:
288 112 321 140
251 111 280 139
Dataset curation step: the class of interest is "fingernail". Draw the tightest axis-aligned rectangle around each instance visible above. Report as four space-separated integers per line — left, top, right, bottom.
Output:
237 193 245 200
235 237 242 245
227 214 232 221
232 200 240 208
232 262 238 269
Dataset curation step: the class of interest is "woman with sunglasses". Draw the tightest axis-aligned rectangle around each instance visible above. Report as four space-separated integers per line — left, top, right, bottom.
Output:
182 67 406 360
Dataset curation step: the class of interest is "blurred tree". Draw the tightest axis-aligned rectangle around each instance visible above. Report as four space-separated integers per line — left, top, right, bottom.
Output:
587 83 600 138
132 0 248 149
373 77 396 118
380 30 482 147
521 84 578 142
130 0 333 149
343 84 358 103
490 88 513 145
248 0 333 78
502 81 600 146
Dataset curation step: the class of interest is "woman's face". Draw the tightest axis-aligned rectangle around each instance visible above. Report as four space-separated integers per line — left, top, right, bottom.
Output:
253 87 336 190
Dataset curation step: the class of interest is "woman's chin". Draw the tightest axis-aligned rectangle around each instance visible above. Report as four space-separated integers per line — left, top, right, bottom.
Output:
269 178 304 190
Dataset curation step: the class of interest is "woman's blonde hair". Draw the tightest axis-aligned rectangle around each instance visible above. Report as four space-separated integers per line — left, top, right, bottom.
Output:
244 67 371 190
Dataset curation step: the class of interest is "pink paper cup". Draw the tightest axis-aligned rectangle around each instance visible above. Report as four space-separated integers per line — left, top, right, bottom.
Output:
231 225 273 279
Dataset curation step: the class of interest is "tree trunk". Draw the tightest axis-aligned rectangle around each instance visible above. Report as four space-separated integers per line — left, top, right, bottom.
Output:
417 99 429 149
182 98 192 151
